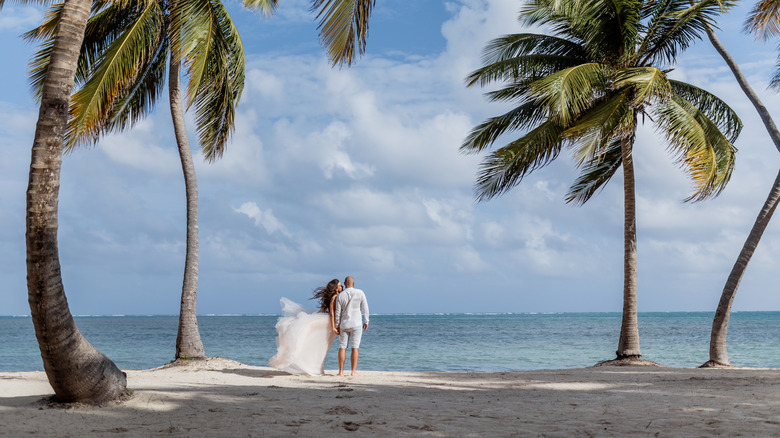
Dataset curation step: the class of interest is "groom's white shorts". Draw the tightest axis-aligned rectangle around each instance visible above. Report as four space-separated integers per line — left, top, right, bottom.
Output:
338 327 363 349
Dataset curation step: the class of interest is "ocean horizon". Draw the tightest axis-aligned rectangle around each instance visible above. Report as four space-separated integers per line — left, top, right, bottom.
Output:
3 311 779 373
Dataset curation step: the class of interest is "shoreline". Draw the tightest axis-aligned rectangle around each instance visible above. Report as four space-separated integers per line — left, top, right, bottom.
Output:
1 358 779 436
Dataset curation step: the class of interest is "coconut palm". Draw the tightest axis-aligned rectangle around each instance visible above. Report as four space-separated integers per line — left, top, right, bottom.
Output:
463 0 742 362
26 0 274 361
698 2 780 367
25 0 375 361
4 0 128 402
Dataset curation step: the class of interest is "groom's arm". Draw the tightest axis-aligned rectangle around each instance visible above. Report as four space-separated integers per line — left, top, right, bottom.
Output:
334 296 342 329
361 294 369 329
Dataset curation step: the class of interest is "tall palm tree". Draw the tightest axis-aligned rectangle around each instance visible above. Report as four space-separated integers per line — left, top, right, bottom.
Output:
698 1 780 367
27 0 271 361
26 0 375 360
7 0 128 402
463 0 741 362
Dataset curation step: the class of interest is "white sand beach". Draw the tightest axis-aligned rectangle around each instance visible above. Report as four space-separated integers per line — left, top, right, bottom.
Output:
1 357 778 437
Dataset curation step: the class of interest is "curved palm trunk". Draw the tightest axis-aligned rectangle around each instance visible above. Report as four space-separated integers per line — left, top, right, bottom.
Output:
617 135 642 359
26 0 126 402
702 28 780 366
169 57 205 359
705 171 780 365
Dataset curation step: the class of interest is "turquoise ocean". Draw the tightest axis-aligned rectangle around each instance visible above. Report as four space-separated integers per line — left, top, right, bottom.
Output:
2 312 780 372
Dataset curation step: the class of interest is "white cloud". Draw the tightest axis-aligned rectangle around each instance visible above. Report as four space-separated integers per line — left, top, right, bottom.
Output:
196 109 272 187
0 6 42 32
99 117 180 175
234 201 290 237
6 0 780 316
452 245 488 272
246 69 285 101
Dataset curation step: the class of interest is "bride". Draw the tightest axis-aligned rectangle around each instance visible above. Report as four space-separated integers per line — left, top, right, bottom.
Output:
268 279 342 375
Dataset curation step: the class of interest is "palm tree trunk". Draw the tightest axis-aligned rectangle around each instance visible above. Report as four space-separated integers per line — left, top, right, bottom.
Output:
702 28 780 366
617 135 642 358
26 0 126 403
705 170 780 366
169 56 206 359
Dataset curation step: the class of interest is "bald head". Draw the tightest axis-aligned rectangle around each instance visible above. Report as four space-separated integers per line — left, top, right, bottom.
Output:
344 276 354 288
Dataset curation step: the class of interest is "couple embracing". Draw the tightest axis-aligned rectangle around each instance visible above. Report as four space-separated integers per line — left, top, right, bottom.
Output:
269 276 370 376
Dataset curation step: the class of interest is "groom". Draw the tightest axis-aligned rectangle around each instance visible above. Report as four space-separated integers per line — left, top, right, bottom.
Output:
334 276 369 376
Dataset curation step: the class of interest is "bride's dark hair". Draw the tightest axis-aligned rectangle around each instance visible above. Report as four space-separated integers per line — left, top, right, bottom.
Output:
311 279 340 313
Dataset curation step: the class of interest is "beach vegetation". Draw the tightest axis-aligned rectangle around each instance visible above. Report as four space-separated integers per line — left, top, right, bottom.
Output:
463 0 742 363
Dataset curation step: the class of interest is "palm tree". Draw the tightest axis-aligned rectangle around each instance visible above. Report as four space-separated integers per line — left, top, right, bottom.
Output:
9 0 128 402
698 2 780 367
26 0 375 361
463 0 742 363
27 0 270 360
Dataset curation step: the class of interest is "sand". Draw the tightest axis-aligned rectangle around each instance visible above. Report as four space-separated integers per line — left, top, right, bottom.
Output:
1 357 778 437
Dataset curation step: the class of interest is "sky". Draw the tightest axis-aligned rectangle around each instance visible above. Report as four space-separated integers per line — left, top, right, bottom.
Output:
2 0 780 316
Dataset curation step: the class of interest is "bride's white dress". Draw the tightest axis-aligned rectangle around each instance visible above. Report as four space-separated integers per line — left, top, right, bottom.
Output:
268 298 336 376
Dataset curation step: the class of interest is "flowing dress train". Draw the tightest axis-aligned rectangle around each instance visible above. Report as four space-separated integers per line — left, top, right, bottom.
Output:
268 298 336 376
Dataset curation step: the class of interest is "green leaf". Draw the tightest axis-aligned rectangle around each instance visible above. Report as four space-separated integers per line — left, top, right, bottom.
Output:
311 0 375 67
175 0 245 159
668 80 742 142
613 66 672 105
563 89 632 165
566 136 624 205
461 101 550 154
241 0 277 16
474 120 566 202
67 0 165 148
529 62 607 125
653 93 737 201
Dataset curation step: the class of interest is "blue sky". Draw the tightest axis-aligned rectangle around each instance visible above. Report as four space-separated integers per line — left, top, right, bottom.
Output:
2 0 780 316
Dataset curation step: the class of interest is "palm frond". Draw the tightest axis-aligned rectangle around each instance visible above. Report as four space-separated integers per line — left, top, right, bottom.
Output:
523 0 641 61
21 1 62 41
640 0 736 66
310 0 375 67
27 38 55 101
529 62 607 125
746 0 780 39
482 81 535 103
466 33 588 87
653 93 737 201
566 136 623 205
474 120 566 202
461 101 550 154
173 0 215 98
241 0 277 16
25 2 64 100
67 0 165 148
575 0 641 61
613 66 672 105
562 89 632 165
669 79 742 142
97 36 168 139
26 0 131 99
770 53 780 90
176 0 245 159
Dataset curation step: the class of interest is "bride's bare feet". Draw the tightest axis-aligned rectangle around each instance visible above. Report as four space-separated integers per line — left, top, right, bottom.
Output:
350 371 358 376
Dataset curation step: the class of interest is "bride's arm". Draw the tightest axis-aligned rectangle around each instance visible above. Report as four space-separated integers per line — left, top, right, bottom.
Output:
330 296 339 334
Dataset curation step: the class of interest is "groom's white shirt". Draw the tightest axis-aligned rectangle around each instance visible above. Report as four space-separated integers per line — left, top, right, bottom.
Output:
335 287 369 330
